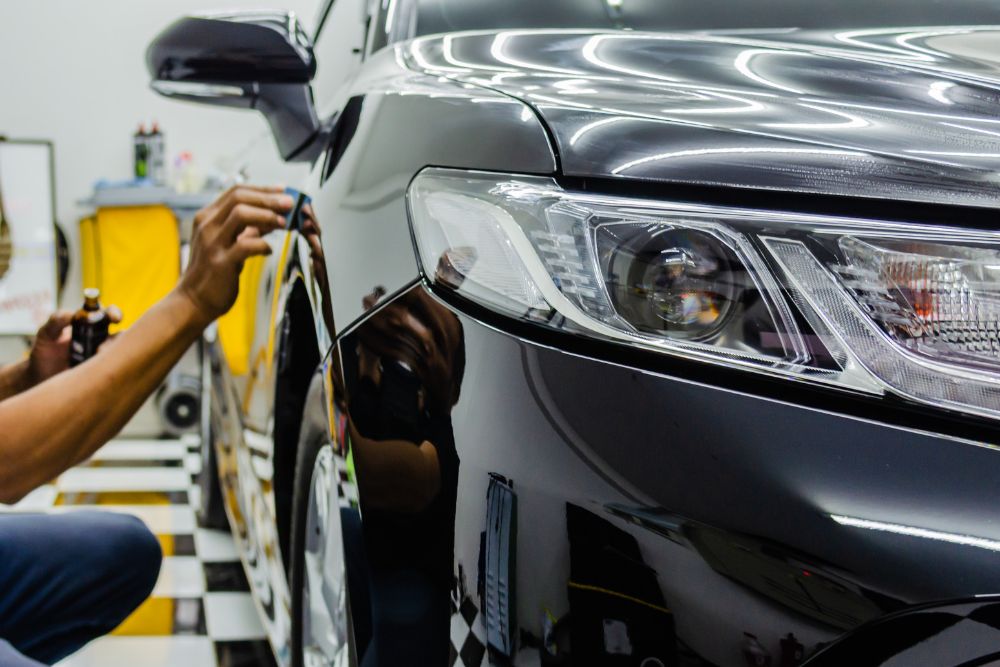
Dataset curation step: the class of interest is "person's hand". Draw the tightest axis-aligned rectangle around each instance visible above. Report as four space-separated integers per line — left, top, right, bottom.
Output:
29 306 123 384
356 289 464 416
178 186 293 323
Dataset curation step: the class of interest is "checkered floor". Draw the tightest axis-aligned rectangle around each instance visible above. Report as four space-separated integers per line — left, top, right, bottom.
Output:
1 436 275 667
448 594 487 667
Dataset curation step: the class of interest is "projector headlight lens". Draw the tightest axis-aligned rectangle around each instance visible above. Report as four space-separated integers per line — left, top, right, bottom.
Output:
407 168 1000 421
603 226 739 340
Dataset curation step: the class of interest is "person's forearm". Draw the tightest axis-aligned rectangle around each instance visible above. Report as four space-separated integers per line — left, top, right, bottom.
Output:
0 290 208 503
348 420 441 513
0 359 33 402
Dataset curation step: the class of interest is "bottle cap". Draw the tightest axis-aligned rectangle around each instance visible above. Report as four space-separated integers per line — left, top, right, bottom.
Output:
83 287 100 300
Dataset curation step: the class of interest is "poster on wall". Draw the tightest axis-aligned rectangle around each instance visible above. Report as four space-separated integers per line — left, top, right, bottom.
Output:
0 140 58 335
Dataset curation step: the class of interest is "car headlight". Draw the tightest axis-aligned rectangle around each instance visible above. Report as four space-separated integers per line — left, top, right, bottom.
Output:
406 168 1000 421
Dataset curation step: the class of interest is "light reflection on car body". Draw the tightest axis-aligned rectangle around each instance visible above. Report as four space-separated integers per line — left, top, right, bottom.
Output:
159 1 1000 665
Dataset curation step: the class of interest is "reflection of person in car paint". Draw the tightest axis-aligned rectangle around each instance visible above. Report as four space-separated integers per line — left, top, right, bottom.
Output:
0 186 293 667
299 204 336 337
346 286 465 667
299 203 465 664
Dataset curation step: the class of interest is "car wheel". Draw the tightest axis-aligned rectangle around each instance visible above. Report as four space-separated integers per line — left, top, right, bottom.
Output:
197 339 228 530
290 434 354 667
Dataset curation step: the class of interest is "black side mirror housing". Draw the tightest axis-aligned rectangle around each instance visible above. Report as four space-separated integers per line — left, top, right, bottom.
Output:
147 11 323 162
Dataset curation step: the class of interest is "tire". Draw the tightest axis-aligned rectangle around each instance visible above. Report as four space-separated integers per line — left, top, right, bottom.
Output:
289 428 355 667
197 338 229 530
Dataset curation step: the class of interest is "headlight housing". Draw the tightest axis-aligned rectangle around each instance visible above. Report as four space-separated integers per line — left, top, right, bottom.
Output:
407 168 1000 421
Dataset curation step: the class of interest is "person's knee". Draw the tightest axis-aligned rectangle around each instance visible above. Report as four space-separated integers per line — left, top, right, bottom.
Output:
0 512 163 663
84 512 162 606
108 514 162 599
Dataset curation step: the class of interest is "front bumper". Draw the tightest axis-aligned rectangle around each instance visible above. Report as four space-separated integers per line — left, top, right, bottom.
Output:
337 283 1000 666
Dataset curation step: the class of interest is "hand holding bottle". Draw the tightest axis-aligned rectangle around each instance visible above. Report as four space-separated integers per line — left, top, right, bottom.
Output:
34 301 122 380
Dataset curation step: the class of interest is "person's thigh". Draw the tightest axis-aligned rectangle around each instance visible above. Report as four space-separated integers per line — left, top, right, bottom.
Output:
0 511 162 664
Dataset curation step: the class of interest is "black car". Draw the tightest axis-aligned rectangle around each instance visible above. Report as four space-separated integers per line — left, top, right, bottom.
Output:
149 1 1000 665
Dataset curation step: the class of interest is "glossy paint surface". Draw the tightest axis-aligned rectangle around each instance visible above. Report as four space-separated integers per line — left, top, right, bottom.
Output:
407 0 1000 35
404 28 1000 210
182 6 1000 667
310 45 556 335
329 283 1000 666
147 12 316 84
806 597 1000 666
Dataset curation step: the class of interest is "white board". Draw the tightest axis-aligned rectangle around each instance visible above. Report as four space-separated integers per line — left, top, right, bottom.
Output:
0 141 58 335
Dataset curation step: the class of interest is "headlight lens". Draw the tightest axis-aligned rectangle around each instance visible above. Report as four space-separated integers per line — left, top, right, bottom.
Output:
603 226 739 340
407 168 1000 420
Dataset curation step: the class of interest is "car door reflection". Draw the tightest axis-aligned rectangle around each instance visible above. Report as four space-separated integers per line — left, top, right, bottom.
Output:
339 285 465 665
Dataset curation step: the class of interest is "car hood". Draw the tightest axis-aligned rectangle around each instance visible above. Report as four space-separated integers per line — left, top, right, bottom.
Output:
403 27 1000 211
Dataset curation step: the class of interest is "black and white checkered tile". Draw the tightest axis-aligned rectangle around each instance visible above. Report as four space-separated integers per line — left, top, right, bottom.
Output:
448 594 486 667
446 583 541 666
2 436 274 667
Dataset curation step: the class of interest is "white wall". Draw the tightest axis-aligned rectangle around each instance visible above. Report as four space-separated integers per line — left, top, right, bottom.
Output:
0 0 328 362
0 0 323 297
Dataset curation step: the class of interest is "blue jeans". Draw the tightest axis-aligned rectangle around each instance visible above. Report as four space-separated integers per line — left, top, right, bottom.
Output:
0 511 162 666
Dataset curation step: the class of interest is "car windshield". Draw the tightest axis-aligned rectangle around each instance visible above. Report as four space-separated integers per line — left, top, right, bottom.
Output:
414 0 1000 34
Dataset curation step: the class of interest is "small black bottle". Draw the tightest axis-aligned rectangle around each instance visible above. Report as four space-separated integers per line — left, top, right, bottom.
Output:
69 288 110 367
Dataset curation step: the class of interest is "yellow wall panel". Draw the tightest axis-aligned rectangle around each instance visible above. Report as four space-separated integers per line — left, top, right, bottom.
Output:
82 205 180 332
80 203 265 377
216 254 266 377
78 216 98 290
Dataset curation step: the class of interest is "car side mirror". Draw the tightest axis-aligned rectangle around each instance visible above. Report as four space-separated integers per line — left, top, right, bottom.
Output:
147 10 323 162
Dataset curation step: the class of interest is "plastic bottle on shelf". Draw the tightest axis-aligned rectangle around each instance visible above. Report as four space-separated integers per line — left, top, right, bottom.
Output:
133 124 149 180
174 152 203 193
148 122 166 185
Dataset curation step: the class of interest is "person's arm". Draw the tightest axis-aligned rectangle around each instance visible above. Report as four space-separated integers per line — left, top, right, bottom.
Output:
0 185 293 504
347 418 441 513
0 359 34 402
